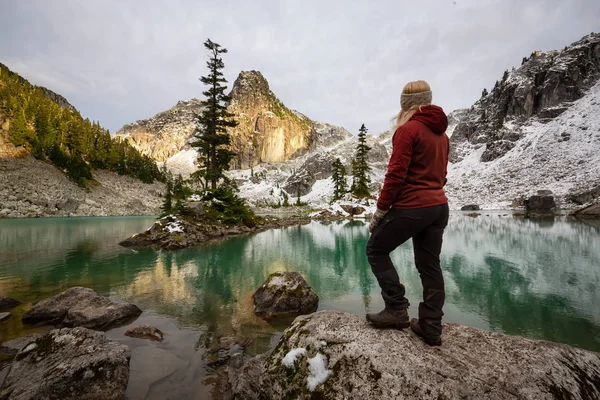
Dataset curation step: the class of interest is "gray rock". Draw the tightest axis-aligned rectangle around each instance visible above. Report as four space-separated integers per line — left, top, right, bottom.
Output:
223 310 600 399
56 198 79 213
31 198 48 207
0 334 44 356
340 205 366 216
461 204 480 211
0 296 20 311
22 286 142 330
252 272 318 320
525 195 557 211
187 201 205 216
568 184 600 205
572 203 600 220
0 209 10 216
124 324 164 342
284 153 334 197
84 198 99 207
0 327 130 400
0 312 10 322
537 189 554 196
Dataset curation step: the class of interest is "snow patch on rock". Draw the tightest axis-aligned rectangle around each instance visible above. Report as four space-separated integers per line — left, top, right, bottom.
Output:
306 353 333 391
282 348 307 369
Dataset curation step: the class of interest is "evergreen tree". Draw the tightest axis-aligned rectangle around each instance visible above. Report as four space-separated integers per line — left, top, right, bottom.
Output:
331 157 347 201
191 39 238 189
481 88 488 98
521 57 528 65
0 64 163 186
501 70 509 85
173 174 184 198
8 110 32 146
162 177 173 215
494 80 500 90
351 124 371 198
282 191 290 207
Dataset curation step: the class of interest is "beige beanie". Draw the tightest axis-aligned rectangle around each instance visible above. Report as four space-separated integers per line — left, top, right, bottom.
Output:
400 90 432 111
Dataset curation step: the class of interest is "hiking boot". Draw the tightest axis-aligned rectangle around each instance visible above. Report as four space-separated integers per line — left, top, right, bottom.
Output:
366 308 410 329
410 318 442 346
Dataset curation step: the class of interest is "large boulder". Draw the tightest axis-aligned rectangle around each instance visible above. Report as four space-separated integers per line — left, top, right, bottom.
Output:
0 296 20 311
222 310 600 399
252 272 319 320
340 205 366 216
56 198 80 213
572 203 600 220
524 195 556 211
22 287 141 330
460 204 480 211
0 327 130 400
284 153 334 197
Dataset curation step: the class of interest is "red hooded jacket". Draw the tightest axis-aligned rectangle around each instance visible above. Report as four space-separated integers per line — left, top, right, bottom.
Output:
376 105 449 210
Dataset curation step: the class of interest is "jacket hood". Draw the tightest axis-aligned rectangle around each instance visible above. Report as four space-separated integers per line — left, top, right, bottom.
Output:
410 104 448 134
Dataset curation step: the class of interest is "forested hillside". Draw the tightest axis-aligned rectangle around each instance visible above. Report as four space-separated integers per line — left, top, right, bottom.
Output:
0 63 162 185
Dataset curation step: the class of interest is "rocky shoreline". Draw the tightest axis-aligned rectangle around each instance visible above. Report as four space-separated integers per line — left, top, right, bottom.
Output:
3 279 600 400
0 156 164 219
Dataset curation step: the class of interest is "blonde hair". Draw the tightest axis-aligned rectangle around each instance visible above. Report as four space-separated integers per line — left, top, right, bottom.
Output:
394 80 432 129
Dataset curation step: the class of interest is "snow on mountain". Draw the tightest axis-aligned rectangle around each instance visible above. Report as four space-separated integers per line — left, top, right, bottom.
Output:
446 80 600 209
445 32 600 209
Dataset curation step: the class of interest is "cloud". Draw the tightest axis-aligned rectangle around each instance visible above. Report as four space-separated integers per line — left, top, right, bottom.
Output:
1 0 599 135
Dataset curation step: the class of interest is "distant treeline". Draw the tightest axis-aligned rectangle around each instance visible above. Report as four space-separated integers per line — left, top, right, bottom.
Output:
0 64 163 185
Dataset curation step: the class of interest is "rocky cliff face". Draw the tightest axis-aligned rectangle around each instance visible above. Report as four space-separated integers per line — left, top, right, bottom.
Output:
115 99 203 163
227 71 314 169
446 108 468 138
451 32 600 163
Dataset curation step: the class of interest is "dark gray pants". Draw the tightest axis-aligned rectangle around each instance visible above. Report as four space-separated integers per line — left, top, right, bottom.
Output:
366 204 449 332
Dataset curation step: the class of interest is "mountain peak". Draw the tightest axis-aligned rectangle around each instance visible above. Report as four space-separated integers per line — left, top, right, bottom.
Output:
230 70 272 100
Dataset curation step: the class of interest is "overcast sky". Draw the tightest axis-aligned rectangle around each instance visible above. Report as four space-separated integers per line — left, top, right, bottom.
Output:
1 0 599 135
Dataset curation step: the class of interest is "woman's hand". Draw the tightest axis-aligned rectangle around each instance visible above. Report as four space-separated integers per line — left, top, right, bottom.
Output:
369 208 388 233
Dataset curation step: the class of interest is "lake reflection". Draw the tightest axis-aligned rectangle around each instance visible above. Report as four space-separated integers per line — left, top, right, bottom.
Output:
1 214 599 398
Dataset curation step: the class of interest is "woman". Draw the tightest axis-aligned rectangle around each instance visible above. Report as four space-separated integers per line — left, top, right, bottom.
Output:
366 80 450 346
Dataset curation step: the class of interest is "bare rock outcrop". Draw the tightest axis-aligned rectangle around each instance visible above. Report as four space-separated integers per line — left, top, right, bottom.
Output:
228 71 315 169
0 327 130 400
22 287 142 330
222 310 600 399
572 203 600 220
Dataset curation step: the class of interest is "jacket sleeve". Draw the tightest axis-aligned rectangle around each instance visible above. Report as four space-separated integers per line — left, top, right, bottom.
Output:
444 135 449 186
376 125 415 210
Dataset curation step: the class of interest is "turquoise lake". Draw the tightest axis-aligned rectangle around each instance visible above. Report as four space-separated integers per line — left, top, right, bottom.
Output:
0 214 599 399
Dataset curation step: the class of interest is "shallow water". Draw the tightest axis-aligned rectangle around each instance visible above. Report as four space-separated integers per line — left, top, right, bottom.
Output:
1 214 599 398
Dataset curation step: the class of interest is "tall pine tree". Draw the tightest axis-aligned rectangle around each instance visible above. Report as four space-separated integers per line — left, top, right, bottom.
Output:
351 124 371 197
191 39 238 190
331 157 347 201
